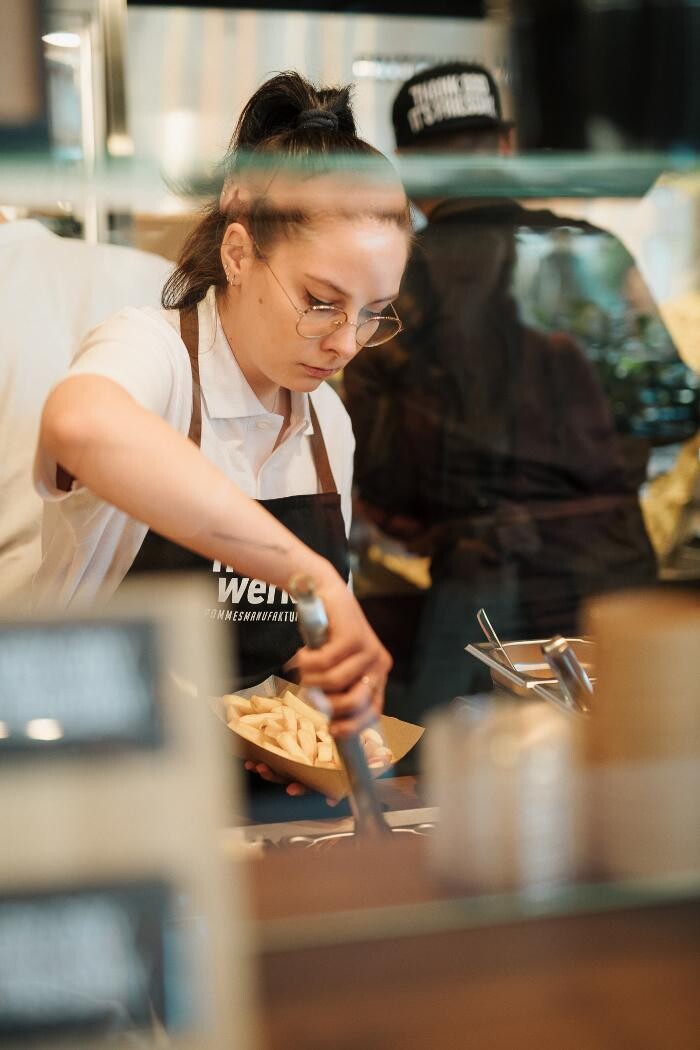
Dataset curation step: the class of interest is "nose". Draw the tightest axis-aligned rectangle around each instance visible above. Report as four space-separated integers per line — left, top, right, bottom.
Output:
319 319 359 364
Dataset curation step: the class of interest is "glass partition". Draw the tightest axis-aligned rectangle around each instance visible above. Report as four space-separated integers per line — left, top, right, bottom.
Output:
0 5 698 1003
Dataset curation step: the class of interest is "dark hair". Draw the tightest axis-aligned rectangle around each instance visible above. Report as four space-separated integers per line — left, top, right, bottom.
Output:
401 126 508 155
163 71 410 310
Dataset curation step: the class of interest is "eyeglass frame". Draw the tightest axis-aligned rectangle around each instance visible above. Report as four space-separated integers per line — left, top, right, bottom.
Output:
251 243 403 348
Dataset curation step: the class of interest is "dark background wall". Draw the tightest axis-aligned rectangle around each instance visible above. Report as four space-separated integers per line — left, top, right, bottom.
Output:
511 0 700 151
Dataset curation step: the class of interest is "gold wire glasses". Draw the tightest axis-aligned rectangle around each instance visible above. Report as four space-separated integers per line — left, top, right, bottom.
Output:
258 253 403 348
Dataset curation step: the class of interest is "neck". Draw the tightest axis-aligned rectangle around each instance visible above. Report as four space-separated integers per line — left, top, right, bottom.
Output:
216 288 281 411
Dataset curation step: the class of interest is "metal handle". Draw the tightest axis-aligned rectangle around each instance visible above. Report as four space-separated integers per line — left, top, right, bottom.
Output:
335 737 391 836
476 607 518 673
289 575 391 838
290 575 330 650
541 636 593 715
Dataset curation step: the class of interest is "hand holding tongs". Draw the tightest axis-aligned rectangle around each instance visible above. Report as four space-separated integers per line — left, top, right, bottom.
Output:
290 575 391 838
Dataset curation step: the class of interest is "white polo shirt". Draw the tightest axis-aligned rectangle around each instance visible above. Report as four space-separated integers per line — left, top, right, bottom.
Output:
0 219 172 610
33 286 355 610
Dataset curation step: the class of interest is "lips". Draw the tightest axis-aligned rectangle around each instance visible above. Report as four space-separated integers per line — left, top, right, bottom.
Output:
301 364 338 379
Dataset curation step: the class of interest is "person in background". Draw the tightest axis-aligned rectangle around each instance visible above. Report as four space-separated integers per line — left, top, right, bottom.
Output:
344 62 696 727
32 72 410 767
0 215 172 610
530 227 592 329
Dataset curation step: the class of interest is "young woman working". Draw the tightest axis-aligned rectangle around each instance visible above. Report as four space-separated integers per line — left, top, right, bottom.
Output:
33 72 411 752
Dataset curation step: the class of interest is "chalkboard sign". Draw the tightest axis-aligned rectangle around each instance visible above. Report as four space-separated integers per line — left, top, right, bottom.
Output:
0 620 162 755
0 880 184 1042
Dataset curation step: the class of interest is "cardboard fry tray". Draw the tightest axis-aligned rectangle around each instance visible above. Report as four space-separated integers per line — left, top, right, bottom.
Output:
212 675 424 800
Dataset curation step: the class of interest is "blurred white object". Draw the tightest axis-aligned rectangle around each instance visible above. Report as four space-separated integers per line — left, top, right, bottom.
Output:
425 696 580 894
0 219 171 610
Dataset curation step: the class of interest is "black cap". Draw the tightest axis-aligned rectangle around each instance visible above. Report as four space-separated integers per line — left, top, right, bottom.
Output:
392 62 512 148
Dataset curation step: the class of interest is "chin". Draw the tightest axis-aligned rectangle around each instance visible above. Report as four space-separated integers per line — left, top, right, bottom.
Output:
289 375 326 392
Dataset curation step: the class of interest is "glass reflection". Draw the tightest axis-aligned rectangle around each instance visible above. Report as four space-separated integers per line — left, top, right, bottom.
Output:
344 206 699 728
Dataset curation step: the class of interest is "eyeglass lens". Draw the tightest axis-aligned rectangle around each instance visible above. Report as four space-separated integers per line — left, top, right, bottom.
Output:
296 307 400 347
356 316 402 347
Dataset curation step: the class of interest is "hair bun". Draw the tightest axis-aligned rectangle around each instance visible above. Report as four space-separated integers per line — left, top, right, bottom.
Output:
231 73 356 149
296 108 340 131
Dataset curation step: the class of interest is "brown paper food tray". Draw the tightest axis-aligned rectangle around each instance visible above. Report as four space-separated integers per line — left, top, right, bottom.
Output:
212 675 424 800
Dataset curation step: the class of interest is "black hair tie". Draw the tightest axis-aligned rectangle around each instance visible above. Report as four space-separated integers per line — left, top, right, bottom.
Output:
296 108 339 131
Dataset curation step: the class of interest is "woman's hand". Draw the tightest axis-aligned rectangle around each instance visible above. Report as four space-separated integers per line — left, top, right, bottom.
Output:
244 761 340 806
244 761 307 796
295 574 391 738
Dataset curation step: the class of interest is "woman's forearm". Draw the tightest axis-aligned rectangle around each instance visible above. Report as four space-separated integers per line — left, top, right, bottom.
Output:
40 375 338 593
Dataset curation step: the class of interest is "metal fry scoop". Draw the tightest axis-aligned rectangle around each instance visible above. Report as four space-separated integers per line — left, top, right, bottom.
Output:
289 575 391 839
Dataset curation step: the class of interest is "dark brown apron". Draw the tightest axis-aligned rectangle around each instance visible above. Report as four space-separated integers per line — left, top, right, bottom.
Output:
126 306 350 689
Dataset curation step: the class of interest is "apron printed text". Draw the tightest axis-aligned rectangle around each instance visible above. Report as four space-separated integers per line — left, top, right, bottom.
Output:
213 561 297 606
205 608 297 621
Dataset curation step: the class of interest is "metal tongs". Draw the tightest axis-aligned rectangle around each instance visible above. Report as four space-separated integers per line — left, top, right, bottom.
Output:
289 575 391 838
476 607 591 718
541 635 593 715
476 608 519 674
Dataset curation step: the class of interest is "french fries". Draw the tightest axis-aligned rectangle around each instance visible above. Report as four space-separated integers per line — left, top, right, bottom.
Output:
220 688 394 772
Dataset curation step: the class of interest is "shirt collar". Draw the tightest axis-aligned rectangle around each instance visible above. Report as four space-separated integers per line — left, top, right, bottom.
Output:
196 287 313 432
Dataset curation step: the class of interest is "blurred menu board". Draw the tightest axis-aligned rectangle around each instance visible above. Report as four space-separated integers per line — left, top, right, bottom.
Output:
0 621 162 755
0 0 48 149
128 1 484 13
0 880 183 1042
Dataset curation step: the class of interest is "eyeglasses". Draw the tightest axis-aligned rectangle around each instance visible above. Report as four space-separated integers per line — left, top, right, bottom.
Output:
258 253 403 348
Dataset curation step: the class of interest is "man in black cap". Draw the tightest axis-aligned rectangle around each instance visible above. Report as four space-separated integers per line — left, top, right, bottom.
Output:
392 61 514 152
344 62 697 725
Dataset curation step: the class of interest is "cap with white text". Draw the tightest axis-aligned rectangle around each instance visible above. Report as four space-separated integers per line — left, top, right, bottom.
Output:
392 62 512 148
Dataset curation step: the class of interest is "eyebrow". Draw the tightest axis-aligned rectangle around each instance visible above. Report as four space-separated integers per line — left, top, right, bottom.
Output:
303 273 399 305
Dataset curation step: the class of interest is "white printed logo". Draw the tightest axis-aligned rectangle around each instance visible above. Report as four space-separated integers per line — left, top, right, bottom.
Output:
209 561 297 622
407 72 497 134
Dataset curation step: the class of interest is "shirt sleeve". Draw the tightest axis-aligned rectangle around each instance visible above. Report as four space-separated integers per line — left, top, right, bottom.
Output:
34 307 188 500
68 307 183 415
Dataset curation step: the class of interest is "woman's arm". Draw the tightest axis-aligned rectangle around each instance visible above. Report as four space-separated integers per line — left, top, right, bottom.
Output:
40 374 390 733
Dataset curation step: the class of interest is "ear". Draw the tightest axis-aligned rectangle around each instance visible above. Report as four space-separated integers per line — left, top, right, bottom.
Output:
498 127 516 156
220 222 254 285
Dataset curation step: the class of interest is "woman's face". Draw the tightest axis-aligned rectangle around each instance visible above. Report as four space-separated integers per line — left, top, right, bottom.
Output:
222 214 409 393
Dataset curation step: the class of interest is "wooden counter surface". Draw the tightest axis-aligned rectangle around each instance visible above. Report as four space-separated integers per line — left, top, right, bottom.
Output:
251 832 443 921
250 835 700 1050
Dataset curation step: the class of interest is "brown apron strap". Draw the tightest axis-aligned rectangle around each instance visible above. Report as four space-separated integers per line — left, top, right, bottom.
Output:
308 399 337 495
55 304 203 493
180 306 202 448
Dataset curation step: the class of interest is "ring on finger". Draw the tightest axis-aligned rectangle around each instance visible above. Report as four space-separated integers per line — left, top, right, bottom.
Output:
361 673 378 695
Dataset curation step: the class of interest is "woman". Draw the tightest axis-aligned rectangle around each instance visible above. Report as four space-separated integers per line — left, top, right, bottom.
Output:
33 72 411 750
